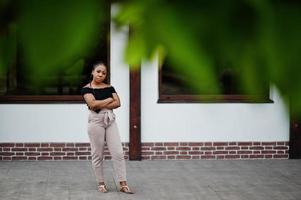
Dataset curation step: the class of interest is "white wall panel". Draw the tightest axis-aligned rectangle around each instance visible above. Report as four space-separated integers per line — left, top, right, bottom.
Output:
141 58 289 142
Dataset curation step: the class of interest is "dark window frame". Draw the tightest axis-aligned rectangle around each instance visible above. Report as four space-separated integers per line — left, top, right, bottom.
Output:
158 67 273 103
0 3 111 104
0 95 83 103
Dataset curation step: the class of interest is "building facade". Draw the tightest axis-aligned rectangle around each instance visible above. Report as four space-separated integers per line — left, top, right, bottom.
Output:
0 5 290 161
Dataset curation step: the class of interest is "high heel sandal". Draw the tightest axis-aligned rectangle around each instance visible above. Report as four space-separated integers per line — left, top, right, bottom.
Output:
120 185 134 194
98 185 108 193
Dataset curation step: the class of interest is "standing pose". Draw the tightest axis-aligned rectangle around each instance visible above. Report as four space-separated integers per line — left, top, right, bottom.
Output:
81 62 134 194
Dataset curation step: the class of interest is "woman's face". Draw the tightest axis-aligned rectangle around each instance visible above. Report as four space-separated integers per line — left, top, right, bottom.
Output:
92 64 107 83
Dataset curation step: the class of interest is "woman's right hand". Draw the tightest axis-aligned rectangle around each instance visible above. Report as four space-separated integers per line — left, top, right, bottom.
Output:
107 97 114 103
83 94 115 110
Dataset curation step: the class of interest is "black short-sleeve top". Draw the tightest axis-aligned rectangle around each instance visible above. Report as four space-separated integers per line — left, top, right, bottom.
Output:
81 86 117 113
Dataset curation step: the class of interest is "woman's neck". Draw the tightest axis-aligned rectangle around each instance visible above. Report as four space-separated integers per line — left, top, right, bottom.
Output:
90 81 106 88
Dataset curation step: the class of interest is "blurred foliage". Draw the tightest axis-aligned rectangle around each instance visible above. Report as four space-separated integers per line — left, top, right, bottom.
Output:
0 0 301 115
0 0 16 78
113 0 301 115
0 0 105 91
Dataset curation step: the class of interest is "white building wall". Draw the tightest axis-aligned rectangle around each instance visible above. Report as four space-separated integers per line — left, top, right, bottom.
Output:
0 104 88 142
0 15 130 143
0 9 289 143
141 59 289 142
110 22 130 143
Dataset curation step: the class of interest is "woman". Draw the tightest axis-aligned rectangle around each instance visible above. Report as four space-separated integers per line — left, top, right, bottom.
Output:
81 62 134 194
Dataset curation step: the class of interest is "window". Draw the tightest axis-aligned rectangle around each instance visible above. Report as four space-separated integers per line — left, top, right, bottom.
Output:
159 57 272 103
0 1 110 103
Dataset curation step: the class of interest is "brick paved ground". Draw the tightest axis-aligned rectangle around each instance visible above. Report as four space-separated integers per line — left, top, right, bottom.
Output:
0 160 300 200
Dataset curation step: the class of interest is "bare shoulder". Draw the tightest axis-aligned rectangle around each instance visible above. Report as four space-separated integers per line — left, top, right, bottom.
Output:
83 83 91 88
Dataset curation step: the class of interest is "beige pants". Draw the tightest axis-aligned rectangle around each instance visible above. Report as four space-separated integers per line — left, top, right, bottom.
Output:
87 109 126 183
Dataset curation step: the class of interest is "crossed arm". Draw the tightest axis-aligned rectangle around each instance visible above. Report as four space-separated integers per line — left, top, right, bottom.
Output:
83 93 121 110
